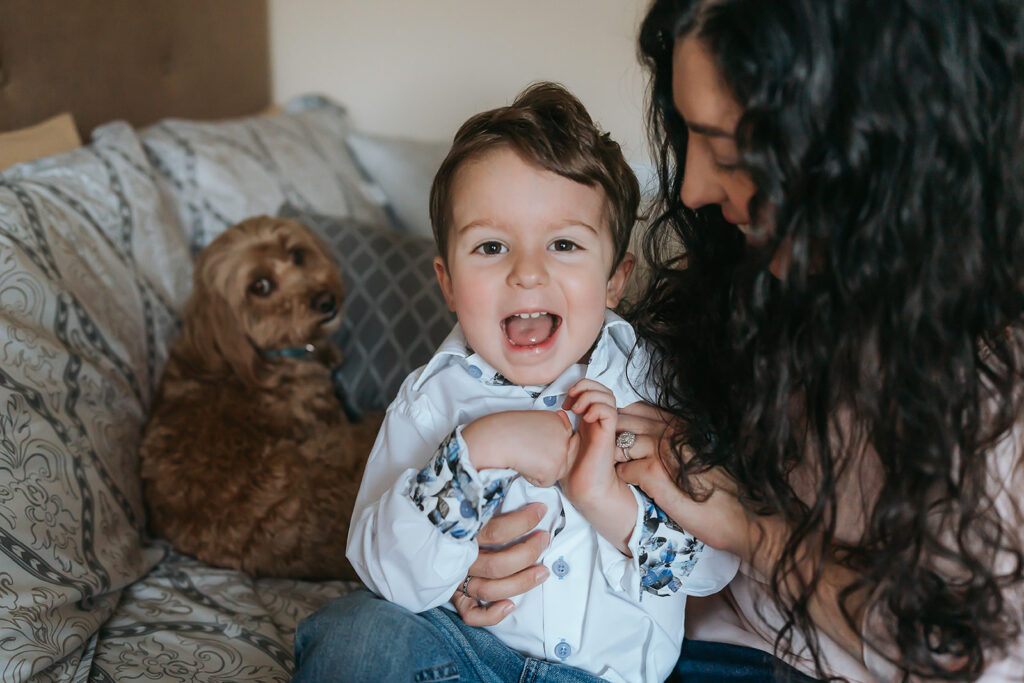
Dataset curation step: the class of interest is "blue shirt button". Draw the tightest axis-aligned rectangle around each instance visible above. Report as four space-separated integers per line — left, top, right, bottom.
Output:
466 365 483 378
543 395 558 407
552 556 569 578
460 499 475 518
554 640 571 660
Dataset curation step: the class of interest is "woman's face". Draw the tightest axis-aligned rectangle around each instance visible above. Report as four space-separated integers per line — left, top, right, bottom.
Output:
672 36 758 232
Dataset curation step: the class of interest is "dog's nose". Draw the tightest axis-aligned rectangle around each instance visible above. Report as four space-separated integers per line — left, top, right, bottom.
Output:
311 291 337 315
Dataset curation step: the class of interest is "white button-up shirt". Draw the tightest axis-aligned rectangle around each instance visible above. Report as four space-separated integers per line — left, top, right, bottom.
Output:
347 310 739 683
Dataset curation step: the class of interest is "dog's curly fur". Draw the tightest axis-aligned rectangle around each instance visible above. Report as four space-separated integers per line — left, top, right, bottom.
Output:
139 216 380 580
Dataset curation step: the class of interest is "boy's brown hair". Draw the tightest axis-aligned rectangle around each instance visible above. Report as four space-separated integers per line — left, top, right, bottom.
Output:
429 82 640 273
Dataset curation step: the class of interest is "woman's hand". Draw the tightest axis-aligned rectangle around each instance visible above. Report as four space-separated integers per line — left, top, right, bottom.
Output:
614 402 762 563
450 502 550 627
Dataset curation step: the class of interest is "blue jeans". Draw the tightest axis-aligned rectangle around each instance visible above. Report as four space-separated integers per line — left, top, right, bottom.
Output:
293 589 818 682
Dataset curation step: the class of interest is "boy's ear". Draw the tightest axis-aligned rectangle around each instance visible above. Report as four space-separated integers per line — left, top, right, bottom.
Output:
433 256 457 312
605 252 636 309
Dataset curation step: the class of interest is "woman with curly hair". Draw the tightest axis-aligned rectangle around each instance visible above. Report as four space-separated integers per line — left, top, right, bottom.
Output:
453 0 1024 680
615 0 1024 679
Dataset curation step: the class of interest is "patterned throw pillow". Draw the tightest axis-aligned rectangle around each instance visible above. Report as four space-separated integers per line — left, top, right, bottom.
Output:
279 205 456 415
131 95 392 253
0 122 186 680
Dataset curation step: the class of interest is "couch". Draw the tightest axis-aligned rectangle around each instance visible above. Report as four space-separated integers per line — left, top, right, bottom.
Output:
0 95 458 682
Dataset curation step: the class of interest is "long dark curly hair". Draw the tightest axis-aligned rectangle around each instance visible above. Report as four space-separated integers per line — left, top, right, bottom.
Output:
632 0 1024 678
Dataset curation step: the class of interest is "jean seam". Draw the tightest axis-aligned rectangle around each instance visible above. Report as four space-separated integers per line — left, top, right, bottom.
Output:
428 609 498 682
413 662 460 682
518 658 539 683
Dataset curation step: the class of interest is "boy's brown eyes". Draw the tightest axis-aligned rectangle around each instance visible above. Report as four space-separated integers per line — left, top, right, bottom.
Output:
473 241 507 255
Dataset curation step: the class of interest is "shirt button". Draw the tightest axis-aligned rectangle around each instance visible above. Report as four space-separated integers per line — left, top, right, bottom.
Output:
543 395 558 407
554 639 571 660
466 365 483 378
552 556 569 578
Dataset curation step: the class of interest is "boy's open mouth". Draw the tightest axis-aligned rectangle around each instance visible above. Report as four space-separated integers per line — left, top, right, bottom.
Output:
502 312 561 347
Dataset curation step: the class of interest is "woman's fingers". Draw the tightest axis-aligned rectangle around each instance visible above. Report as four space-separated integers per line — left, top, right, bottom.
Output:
451 590 513 627
466 562 550 603
469 529 549 579
451 560 551 626
618 400 675 424
475 502 546 547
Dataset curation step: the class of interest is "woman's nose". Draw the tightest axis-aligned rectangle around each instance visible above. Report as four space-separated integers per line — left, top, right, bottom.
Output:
508 251 547 288
679 144 724 210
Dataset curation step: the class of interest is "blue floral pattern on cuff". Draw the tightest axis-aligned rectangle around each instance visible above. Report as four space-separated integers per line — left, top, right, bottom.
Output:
637 490 705 597
406 428 512 540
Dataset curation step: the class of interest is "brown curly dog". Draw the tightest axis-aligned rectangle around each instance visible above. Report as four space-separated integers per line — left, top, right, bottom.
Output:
139 215 381 580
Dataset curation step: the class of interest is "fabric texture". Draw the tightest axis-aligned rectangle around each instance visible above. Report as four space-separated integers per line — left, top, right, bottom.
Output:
294 589 607 683
278 205 456 415
0 122 358 682
345 131 449 237
347 312 739 683
131 95 391 253
0 122 187 680
92 550 354 682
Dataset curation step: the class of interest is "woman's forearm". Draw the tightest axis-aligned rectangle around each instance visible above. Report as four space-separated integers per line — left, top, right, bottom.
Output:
752 516 868 664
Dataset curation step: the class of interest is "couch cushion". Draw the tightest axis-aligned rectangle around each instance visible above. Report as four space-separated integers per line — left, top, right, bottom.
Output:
0 122 189 681
346 131 448 238
135 95 392 253
279 206 456 415
89 550 354 682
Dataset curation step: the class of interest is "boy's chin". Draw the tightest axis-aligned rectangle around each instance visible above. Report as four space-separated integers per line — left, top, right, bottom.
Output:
498 364 560 387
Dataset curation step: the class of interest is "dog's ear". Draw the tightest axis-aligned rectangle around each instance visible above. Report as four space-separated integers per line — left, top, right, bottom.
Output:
179 244 267 387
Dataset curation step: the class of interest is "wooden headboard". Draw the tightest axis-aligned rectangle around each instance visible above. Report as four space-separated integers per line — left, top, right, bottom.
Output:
0 0 270 138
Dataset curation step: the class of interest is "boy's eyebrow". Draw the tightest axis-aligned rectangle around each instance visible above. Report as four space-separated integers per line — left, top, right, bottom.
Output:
455 220 599 235
456 220 496 235
564 220 599 235
687 121 734 139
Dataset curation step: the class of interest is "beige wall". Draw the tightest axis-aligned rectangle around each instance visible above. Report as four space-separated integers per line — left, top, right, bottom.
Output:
269 0 652 163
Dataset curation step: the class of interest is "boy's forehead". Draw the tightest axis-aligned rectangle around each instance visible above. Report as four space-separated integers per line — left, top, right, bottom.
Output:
448 148 612 235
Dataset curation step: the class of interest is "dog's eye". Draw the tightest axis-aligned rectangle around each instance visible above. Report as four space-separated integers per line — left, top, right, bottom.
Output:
289 248 305 266
249 277 275 297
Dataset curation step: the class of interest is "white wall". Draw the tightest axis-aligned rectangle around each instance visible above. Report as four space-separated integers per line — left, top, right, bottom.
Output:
269 0 652 163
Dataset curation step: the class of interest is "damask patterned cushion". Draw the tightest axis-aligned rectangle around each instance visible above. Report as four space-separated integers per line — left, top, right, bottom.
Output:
133 95 392 253
279 205 456 415
90 550 354 682
0 122 189 680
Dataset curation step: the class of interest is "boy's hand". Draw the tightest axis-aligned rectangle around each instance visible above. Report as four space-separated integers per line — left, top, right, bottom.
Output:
560 379 620 507
462 410 577 487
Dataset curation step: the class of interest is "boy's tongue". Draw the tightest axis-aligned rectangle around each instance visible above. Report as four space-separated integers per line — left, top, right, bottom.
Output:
504 314 557 346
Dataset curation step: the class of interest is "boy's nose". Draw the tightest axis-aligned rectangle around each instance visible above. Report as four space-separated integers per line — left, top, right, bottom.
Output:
508 252 547 288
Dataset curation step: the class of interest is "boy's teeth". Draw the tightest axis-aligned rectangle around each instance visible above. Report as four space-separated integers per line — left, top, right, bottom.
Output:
517 312 547 319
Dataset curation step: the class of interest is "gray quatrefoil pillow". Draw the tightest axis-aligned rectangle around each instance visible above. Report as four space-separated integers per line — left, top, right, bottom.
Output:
279 205 456 415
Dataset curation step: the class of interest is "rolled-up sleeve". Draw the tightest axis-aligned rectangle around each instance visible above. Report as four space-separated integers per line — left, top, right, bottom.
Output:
634 489 740 599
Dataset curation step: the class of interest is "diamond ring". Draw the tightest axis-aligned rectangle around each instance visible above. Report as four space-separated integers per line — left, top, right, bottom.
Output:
616 431 637 461
460 575 473 598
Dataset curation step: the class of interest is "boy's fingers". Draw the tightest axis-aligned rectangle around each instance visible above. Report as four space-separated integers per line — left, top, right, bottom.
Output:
583 402 617 424
475 503 546 546
569 389 616 415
